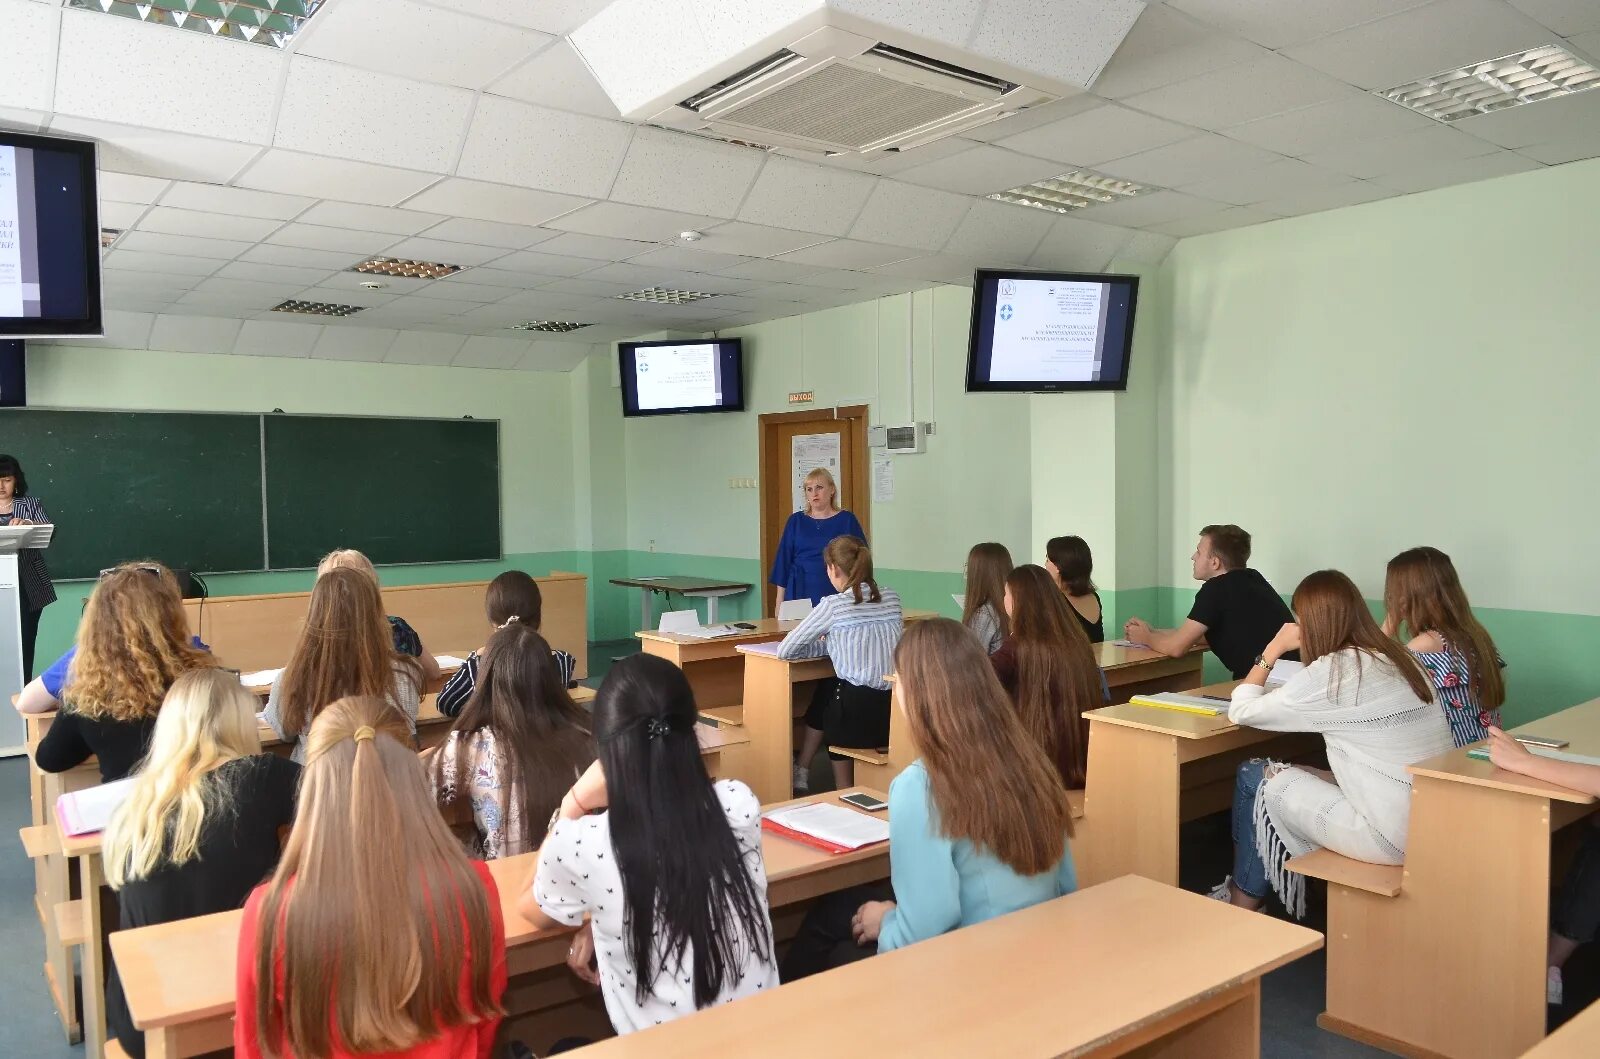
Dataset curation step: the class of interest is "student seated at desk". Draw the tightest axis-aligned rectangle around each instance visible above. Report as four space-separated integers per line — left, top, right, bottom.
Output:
778 536 903 792
1046 535 1104 643
782 619 1077 978
318 548 443 691
437 569 578 717
236 697 506 1058
1211 570 1452 918
32 563 219 782
262 568 424 763
960 541 1012 654
517 654 777 1035
1124 524 1295 679
103 669 299 1059
429 623 594 860
1486 729 1600 1007
991 565 1106 789
1383 546 1505 747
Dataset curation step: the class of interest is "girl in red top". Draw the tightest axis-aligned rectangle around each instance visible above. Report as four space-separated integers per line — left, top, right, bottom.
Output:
235 696 507 1059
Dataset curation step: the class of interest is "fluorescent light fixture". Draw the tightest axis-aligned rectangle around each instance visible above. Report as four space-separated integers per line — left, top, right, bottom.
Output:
68 0 325 48
987 170 1156 214
511 321 593 332
615 287 721 304
1377 44 1600 122
272 299 364 317
349 257 465 280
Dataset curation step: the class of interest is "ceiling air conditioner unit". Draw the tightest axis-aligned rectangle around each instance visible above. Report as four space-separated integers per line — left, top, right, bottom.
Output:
670 29 1057 156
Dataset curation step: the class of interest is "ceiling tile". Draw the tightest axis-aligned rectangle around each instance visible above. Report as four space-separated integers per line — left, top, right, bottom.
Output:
215 261 337 287
577 264 754 294
457 96 634 198
488 39 620 118
958 94 1108 143
736 158 878 236
1301 124 1500 178
847 181 973 251
235 150 439 207
385 330 469 366
158 182 314 220
972 0 1144 87
55 10 279 143
378 237 510 267
405 282 507 304
1368 150 1543 192
98 201 148 229
291 285 396 308
894 144 1066 196
240 243 372 271
311 326 401 362
1178 157 1355 205
232 319 323 359
1251 179 1401 216
546 201 720 241
297 0 552 90
454 336 532 369
401 177 591 228
535 231 659 261
712 257 831 282
941 200 1052 263
0 106 47 133
459 267 568 290
1453 88 1600 149
1091 4 1270 99
148 314 243 355
194 276 304 302
1119 230 1180 264
535 276 637 298
1166 0 1434 49
266 224 401 256
1101 133 1284 186
315 271 434 295
515 339 593 372
488 249 605 277
117 230 253 260
103 269 201 293
1026 215 1133 271
996 103 1198 166
1508 0 1600 34
136 206 283 242
1 0 58 112
813 135 973 176
775 240 923 269
295 202 448 236
1123 51 1354 129
608 127 767 219
1223 91 1437 156
47 116 260 184
1283 0 1554 91
275 56 474 172
1072 189 1229 226
418 217 557 249
100 296 176 315
1147 206 1280 237
866 253 982 285
1517 132 1600 165
696 221 832 258
99 172 172 205
625 246 755 273
428 0 610 34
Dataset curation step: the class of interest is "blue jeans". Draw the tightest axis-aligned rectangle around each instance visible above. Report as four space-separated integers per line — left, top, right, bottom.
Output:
1231 758 1271 899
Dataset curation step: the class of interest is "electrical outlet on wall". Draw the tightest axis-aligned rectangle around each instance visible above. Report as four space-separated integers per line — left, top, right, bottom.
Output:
648 539 656 553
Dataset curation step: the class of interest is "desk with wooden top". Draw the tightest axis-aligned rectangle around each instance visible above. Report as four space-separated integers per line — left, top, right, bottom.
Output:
1526 997 1600 1057
574 874 1322 1059
110 788 892 1058
1097 641 1206 703
1305 700 1600 1059
610 575 751 629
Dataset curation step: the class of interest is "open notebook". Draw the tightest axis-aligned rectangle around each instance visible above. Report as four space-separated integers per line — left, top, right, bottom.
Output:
762 801 889 854
56 777 137 838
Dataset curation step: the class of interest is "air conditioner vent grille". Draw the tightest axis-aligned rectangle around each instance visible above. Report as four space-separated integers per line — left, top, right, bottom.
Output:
720 63 976 150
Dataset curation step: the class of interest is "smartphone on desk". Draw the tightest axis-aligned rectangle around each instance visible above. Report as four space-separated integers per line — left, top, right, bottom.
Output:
840 792 888 812
1515 734 1571 749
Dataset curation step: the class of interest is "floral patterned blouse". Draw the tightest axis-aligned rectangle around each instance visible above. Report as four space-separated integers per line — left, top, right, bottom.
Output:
1413 635 1504 748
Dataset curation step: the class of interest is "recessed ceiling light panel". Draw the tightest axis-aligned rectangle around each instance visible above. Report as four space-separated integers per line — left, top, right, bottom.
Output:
987 170 1156 214
1377 44 1600 122
68 0 326 48
512 321 594 333
272 299 364 317
349 257 464 280
615 287 721 305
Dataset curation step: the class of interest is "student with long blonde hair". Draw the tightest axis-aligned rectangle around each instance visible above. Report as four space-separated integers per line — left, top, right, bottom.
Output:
263 567 424 762
103 669 299 1059
236 697 507 1058
778 535 903 791
32 563 218 781
991 564 1106 789
769 466 867 613
318 548 443 690
1382 546 1505 746
783 619 1077 977
960 542 1012 654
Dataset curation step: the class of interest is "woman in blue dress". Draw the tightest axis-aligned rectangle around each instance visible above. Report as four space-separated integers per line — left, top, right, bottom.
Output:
770 467 866 614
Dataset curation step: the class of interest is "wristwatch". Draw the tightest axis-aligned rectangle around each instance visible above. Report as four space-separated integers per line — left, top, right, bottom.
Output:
1253 654 1273 672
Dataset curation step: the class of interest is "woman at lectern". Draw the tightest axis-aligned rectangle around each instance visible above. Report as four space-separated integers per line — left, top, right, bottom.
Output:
0 454 54 680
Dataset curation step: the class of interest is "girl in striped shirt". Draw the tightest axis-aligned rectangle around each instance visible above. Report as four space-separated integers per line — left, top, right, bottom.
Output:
778 536 903 792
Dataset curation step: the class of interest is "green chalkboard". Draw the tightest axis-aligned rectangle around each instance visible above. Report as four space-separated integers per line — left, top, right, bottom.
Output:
264 415 500 569
0 409 264 579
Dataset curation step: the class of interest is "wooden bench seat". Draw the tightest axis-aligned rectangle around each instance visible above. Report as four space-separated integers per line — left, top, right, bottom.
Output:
827 745 889 766
1287 849 1403 898
698 705 744 728
54 900 86 948
105 1040 133 1059
19 824 55 859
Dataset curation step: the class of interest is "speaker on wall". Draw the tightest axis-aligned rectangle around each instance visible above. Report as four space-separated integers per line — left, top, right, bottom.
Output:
0 341 26 407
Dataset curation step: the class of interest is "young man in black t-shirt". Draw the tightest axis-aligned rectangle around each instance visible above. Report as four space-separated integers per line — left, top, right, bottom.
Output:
1123 524 1296 679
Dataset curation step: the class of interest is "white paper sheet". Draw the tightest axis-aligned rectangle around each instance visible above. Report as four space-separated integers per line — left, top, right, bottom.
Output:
872 452 895 502
792 431 842 512
764 802 889 849
55 778 137 837
241 668 282 687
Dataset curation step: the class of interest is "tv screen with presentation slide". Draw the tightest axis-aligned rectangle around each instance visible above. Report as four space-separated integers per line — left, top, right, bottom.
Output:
619 338 745 417
965 269 1139 393
0 131 102 338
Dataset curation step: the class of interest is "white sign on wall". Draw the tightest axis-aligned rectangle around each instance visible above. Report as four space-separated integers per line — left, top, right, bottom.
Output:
791 432 842 512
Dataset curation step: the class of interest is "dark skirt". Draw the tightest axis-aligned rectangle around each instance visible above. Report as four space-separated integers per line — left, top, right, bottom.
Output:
804 678 891 758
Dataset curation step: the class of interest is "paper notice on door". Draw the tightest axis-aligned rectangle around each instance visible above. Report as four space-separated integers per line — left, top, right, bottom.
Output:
872 452 895 502
792 431 842 512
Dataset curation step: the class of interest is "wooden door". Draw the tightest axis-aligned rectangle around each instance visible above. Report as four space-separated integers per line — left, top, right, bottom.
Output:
759 406 871 617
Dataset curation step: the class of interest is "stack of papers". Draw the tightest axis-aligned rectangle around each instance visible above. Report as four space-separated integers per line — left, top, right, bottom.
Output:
1127 692 1228 717
762 802 890 853
434 654 468 669
1111 639 1150 649
736 641 784 657
241 668 282 687
1265 659 1304 686
55 778 137 837
677 625 744 639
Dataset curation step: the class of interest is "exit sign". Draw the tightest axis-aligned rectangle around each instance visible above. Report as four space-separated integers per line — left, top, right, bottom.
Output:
788 391 814 404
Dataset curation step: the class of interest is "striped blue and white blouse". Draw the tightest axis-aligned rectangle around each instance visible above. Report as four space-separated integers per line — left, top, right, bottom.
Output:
776 585 902 690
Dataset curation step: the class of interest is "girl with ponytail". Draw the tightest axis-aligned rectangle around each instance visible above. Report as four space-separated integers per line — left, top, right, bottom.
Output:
777 535 904 791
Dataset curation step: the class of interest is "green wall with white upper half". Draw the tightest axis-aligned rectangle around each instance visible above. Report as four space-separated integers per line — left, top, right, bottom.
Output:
1156 155 1600 721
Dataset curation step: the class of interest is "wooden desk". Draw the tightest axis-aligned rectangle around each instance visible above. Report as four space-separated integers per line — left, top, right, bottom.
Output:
1078 679 1320 888
183 572 589 678
1096 641 1207 703
1526 997 1600 1057
1309 701 1600 1059
734 646 835 804
111 789 891 1058
574 874 1322 1058
610 575 751 628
